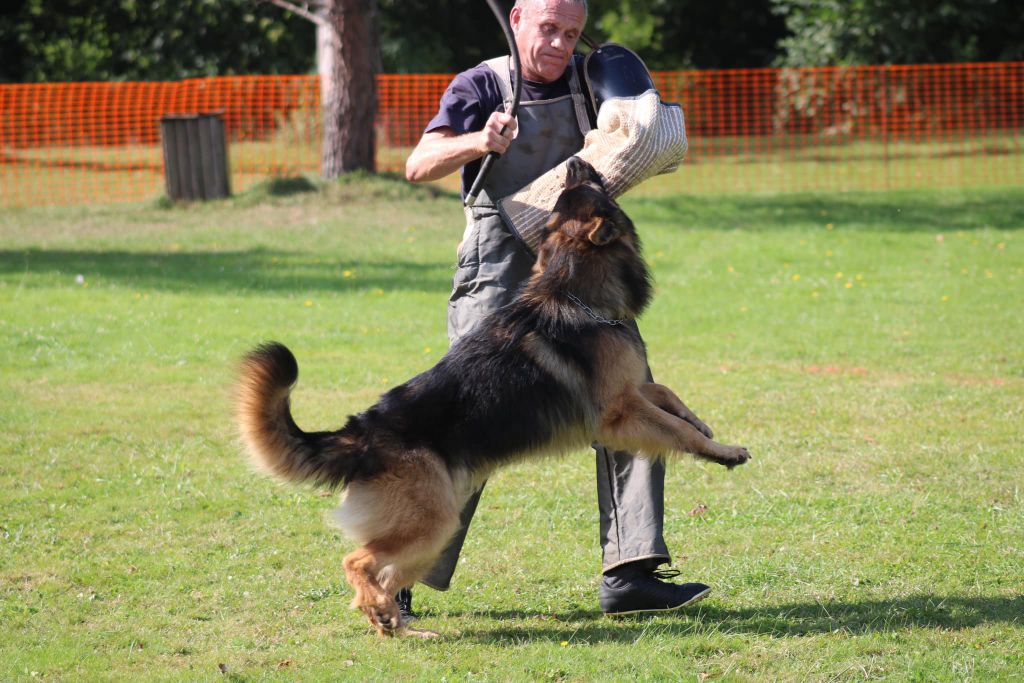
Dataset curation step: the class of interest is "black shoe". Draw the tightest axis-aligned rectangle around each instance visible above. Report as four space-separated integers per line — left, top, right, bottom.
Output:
396 587 417 622
599 566 711 616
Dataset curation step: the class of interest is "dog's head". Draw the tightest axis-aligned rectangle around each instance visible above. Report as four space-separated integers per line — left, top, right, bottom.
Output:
532 157 651 318
541 157 638 253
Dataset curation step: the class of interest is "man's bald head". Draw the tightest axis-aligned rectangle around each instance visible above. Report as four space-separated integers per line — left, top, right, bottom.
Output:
514 0 588 19
510 0 587 83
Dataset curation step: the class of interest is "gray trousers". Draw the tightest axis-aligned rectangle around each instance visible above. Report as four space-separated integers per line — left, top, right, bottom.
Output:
421 203 671 590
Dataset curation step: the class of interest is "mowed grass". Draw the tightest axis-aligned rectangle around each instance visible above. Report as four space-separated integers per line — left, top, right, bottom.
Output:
3 133 1022 207
1 176 1022 681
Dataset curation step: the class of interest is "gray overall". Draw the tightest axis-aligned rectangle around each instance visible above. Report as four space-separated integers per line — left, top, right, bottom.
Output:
422 57 671 590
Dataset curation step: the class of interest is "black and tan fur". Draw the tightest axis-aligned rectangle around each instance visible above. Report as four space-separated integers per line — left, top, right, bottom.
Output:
236 157 750 638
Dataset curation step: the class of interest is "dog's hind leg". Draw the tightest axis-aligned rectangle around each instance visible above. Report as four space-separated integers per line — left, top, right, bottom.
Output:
350 534 454 638
343 544 404 636
376 557 448 639
338 452 461 637
377 558 436 597
599 387 751 468
376 563 402 596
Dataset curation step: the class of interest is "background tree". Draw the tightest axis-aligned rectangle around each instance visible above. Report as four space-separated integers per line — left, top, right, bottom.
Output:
376 0 786 72
376 0 504 73
266 0 378 177
771 0 1024 66
588 0 785 69
0 0 314 82
5 1 1024 84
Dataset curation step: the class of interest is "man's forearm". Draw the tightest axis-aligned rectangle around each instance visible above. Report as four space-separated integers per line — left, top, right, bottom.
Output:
405 131 486 184
406 113 517 184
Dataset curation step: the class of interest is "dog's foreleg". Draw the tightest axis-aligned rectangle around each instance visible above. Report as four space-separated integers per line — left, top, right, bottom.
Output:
599 387 750 468
638 383 714 439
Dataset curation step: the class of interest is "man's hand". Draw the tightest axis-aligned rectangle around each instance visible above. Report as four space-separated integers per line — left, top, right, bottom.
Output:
478 111 518 156
405 113 519 184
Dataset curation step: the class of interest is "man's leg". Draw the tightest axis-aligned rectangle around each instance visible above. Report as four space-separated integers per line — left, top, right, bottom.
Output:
595 337 712 614
595 445 670 571
595 446 712 614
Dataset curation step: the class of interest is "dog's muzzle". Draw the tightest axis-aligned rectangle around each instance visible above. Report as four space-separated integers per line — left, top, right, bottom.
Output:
499 88 688 253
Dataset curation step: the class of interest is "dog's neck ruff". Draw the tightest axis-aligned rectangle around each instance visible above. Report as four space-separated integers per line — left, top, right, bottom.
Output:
566 292 628 326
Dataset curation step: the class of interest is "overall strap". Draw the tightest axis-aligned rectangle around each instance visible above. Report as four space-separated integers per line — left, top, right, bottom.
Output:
482 56 591 136
482 56 515 113
566 59 593 135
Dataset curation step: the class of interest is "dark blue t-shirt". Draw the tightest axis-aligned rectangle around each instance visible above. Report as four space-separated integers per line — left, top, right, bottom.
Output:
425 57 583 195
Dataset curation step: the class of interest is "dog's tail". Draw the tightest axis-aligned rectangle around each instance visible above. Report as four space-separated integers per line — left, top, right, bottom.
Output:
235 342 367 489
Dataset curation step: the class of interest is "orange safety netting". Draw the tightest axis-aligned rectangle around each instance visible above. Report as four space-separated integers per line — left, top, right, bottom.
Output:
1 62 1021 207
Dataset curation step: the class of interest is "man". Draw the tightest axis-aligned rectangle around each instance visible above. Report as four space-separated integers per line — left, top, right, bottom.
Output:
404 0 709 616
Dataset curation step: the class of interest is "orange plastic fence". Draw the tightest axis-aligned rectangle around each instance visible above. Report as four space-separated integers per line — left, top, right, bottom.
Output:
1 63 1021 207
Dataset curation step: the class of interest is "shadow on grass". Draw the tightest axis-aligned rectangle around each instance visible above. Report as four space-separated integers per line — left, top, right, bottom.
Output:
0 247 452 294
326 170 456 200
625 189 1024 233
260 175 320 196
451 594 1023 643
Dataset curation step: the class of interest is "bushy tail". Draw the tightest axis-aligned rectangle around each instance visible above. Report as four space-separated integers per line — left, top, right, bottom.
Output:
235 342 364 489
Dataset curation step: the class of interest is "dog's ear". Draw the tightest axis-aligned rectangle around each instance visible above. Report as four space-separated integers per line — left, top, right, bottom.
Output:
544 210 564 236
564 156 599 191
586 217 621 246
534 243 549 272
533 227 559 273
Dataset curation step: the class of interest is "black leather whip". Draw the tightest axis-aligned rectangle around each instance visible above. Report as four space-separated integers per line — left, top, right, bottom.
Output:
464 0 523 207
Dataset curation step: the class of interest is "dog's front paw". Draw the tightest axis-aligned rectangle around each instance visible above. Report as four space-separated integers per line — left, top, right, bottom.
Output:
718 446 751 469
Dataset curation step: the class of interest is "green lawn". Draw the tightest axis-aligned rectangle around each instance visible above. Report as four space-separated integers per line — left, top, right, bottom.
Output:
3 132 1021 207
1 176 1022 681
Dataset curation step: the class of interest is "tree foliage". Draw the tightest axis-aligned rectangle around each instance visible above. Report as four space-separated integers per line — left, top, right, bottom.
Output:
2 0 1023 84
771 0 1024 67
376 0 507 73
588 0 786 70
375 0 785 72
0 0 314 83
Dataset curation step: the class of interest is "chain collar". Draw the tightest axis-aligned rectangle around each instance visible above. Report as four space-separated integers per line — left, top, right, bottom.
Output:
566 292 627 326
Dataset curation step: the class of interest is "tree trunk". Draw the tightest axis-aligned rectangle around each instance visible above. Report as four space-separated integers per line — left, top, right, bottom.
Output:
319 0 378 178
316 18 335 109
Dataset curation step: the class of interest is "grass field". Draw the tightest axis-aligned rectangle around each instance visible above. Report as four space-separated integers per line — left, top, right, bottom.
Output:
1 176 1022 681
3 133 1022 207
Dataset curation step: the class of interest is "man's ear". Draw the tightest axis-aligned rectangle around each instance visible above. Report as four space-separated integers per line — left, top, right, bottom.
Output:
587 217 621 246
509 6 523 33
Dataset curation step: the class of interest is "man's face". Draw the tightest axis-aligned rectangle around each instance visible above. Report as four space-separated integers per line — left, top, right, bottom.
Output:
510 0 586 83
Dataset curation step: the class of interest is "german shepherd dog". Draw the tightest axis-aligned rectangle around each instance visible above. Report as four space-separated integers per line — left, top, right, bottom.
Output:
236 157 750 638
